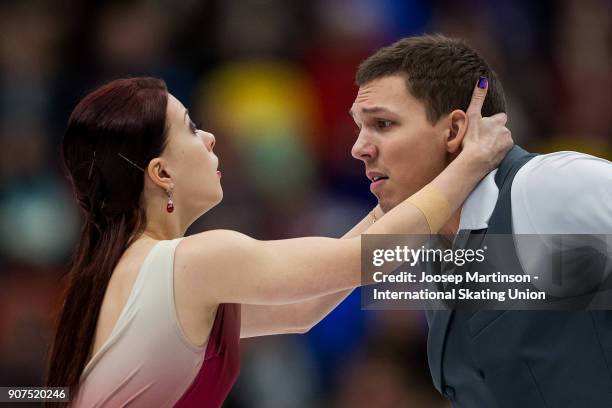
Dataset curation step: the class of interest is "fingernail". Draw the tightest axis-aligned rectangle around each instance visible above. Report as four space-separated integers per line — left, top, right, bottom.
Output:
477 76 488 89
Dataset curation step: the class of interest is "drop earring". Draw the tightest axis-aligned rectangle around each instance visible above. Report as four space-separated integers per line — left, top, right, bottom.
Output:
166 189 174 213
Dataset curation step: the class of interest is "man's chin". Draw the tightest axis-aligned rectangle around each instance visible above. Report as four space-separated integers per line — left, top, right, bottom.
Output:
378 197 400 214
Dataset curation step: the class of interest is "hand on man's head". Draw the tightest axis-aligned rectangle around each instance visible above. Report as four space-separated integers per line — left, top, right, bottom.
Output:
461 77 513 172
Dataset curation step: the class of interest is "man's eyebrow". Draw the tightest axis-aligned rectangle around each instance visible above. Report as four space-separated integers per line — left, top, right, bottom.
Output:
348 106 396 117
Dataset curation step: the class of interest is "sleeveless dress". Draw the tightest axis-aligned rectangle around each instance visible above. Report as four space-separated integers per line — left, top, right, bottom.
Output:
73 238 241 407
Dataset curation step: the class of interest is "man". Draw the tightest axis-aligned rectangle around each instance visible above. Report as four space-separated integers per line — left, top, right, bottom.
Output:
350 34 612 407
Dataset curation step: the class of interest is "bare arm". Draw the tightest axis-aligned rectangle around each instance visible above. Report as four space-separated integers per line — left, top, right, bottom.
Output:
240 207 380 338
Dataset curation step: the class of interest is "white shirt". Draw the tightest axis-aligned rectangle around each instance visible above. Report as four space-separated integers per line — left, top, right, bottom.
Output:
459 151 612 296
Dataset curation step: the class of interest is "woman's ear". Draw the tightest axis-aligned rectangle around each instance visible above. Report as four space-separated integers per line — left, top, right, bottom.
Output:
446 109 468 154
146 158 172 190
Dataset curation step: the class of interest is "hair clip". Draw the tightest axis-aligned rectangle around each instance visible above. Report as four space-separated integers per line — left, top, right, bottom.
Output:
117 153 145 172
87 151 96 180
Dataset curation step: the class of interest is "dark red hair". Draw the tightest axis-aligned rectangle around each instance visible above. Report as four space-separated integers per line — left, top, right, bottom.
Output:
45 77 169 406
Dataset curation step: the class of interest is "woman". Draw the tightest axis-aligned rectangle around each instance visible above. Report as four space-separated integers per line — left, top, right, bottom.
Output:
45 77 511 407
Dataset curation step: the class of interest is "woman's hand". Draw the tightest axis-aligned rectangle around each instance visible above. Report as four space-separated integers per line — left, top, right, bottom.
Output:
460 77 514 173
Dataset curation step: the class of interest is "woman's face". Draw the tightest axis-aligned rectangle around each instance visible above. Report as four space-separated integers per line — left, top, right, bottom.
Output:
160 93 222 214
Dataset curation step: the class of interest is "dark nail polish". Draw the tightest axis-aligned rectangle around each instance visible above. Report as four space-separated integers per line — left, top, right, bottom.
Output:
478 76 488 89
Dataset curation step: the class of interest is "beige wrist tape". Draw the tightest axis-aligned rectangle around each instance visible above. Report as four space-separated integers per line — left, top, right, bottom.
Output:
406 184 451 233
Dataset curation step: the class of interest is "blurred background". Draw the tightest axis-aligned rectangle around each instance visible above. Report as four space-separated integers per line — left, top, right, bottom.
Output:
0 0 610 406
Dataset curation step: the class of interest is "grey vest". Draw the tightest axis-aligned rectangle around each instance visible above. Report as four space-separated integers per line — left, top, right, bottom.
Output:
425 146 612 407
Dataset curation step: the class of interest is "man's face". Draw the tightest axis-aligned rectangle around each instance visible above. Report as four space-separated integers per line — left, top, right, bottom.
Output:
350 74 449 212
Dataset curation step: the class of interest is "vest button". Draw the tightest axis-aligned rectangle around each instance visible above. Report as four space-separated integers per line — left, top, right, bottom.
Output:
443 386 456 400
475 370 485 381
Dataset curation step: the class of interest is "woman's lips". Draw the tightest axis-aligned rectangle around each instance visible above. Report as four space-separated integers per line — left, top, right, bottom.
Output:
216 170 222 177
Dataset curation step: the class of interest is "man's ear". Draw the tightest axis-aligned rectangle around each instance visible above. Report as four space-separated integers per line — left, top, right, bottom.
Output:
445 109 468 154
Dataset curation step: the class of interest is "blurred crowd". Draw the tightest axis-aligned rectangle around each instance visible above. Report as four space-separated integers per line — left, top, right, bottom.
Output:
0 0 610 407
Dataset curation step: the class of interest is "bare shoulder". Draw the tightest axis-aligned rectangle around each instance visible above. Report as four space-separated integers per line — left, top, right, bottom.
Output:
177 229 257 265
173 230 258 303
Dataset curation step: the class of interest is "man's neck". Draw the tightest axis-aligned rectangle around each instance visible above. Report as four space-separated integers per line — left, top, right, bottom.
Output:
438 154 463 235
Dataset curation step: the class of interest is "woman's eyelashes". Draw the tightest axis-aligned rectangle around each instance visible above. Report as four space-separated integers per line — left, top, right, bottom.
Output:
189 120 201 135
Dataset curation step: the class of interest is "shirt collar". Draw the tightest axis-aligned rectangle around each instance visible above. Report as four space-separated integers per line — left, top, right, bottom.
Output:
458 169 499 231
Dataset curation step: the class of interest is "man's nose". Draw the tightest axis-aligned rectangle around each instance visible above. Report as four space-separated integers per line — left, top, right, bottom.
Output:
351 135 377 162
